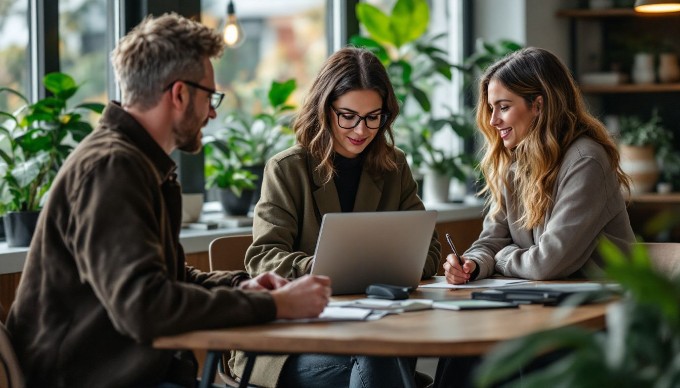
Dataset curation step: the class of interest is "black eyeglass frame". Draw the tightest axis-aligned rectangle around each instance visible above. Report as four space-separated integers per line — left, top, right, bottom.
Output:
330 106 390 130
164 80 225 110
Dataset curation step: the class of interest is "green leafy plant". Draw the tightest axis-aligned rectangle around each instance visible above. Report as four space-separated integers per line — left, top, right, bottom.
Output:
349 0 521 184
204 144 257 198
204 79 296 168
203 79 296 196
474 239 680 387
0 72 104 212
618 110 672 149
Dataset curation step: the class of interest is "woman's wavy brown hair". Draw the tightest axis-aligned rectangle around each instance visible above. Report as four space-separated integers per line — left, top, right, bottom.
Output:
475 47 630 229
294 47 399 184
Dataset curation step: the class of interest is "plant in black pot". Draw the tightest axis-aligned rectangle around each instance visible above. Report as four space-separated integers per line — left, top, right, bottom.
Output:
203 78 296 214
204 143 257 216
0 72 104 247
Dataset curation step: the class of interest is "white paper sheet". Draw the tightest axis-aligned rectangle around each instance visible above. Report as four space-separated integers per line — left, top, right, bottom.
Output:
419 276 531 289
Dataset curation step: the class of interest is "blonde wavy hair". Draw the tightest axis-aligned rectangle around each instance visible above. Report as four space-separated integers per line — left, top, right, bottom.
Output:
294 47 400 184
475 47 630 229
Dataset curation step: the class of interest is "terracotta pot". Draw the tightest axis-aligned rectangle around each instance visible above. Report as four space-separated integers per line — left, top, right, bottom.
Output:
619 145 659 194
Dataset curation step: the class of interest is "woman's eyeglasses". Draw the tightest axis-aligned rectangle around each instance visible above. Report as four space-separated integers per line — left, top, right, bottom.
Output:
164 80 225 110
331 106 389 130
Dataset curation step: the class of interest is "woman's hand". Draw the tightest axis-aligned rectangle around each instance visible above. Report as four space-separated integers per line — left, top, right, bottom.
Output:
443 253 477 284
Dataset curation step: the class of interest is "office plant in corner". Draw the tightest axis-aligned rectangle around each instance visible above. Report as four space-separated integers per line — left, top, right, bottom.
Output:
0 72 104 246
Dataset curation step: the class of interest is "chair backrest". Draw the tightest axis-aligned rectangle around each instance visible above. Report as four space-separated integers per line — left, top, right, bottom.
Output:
208 235 253 272
207 235 256 387
0 321 25 388
638 242 680 278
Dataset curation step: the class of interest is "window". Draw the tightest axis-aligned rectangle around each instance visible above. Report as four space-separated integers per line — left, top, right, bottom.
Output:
200 0 328 132
0 0 29 112
58 0 108 106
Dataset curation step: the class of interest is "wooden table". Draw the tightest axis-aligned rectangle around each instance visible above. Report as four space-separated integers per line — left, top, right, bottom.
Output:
154 283 609 388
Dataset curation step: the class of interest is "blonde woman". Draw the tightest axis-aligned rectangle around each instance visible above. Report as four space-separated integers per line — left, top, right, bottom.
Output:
444 47 634 285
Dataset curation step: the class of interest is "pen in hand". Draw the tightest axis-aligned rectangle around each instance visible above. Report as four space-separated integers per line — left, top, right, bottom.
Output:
445 233 468 283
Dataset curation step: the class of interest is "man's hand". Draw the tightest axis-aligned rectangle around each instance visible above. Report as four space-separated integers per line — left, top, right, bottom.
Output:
239 272 289 291
270 275 331 319
443 253 477 284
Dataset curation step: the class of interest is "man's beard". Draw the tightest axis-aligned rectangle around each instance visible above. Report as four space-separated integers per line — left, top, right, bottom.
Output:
174 98 206 154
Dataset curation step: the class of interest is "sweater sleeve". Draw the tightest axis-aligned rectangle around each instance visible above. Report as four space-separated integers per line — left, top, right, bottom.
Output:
493 154 619 280
462 201 513 280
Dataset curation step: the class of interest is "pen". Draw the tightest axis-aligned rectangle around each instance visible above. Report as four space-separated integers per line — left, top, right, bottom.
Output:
445 233 464 267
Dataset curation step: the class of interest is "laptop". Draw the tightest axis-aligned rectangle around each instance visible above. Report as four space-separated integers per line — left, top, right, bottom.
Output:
310 210 438 295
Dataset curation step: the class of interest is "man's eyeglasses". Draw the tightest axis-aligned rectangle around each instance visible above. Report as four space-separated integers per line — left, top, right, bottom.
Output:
164 80 225 110
331 106 389 130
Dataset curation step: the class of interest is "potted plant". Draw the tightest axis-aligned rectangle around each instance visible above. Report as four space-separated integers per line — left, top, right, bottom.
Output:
204 143 257 216
203 78 296 214
0 72 104 246
617 110 675 194
474 239 680 387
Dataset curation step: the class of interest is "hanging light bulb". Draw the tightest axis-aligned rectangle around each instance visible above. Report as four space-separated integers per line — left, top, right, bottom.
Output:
223 0 245 48
634 0 680 13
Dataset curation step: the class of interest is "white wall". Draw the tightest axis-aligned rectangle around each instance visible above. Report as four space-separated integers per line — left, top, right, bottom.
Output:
473 0 574 65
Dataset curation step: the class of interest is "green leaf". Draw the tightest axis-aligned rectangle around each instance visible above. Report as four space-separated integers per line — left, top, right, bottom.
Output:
75 102 105 114
268 79 296 109
0 87 29 106
356 3 394 46
390 0 429 47
348 36 390 63
410 86 430 112
474 327 601 387
43 72 77 98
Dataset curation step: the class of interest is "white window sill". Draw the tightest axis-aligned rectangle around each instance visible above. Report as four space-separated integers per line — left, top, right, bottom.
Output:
0 201 484 275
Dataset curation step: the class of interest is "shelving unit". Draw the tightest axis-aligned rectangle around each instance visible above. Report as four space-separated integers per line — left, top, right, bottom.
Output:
558 8 680 242
557 8 680 134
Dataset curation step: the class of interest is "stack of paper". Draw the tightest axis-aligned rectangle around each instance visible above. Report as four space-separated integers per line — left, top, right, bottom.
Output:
330 298 433 313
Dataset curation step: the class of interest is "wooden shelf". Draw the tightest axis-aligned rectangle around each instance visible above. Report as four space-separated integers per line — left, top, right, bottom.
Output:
631 193 680 203
557 8 680 18
580 83 680 94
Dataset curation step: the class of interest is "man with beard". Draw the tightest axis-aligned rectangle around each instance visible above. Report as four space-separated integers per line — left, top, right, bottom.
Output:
7 13 331 388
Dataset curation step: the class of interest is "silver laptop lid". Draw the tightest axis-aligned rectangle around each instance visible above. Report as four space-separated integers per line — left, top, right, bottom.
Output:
311 210 437 295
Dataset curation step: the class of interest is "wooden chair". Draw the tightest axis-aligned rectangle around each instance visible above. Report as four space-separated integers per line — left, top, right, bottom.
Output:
208 234 253 273
638 242 680 278
0 316 25 388
208 234 254 387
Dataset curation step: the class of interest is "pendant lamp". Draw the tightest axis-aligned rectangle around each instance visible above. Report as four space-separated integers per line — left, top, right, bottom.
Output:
634 0 680 13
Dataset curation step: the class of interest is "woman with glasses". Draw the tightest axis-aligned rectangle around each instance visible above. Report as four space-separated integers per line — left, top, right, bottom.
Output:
231 47 441 388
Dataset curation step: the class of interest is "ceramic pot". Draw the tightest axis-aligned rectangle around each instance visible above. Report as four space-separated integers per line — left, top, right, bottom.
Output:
219 188 254 216
658 53 680 83
3 211 40 247
422 169 450 203
632 53 655 84
619 145 659 194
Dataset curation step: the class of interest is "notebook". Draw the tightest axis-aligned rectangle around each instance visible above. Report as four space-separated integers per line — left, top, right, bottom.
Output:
310 210 437 295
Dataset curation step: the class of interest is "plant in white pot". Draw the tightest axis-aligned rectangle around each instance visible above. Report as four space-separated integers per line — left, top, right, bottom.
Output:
617 110 674 194
0 72 104 246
